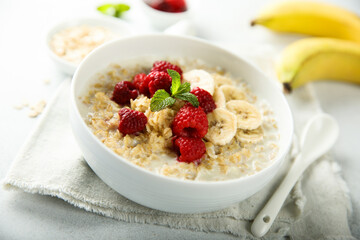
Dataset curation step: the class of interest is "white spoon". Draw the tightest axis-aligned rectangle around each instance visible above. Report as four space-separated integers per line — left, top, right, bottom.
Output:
251 113 339 238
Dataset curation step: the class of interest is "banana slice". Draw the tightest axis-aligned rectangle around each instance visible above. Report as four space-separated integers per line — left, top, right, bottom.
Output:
205 108 237 146
212 87 226 108
236 127 264 143
226 100 262 130
212 73 234 87
220 85 246 102
183 69 215 95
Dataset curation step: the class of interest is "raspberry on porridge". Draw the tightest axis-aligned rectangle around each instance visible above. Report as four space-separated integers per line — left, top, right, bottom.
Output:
173 136 206 163
111 81 138 104
172 103 208 139
118 108 148 135
84 59 280 181
190 87 216 113
147 71 172 97
151 60 183 78
133 73 150 97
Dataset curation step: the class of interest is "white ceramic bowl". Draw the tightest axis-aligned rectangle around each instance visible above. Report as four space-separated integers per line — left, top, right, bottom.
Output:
46 17 134 75
70 34 293 213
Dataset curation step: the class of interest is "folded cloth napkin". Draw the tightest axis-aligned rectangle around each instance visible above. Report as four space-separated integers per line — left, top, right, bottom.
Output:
2 76 354 238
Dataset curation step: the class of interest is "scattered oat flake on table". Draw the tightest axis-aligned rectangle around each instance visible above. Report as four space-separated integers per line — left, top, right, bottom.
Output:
13 104 24 110
28 100 47 118
13 99 29 110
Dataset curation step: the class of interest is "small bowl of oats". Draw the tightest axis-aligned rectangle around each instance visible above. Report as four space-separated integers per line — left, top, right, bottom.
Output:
46 17 134 75
70 34 293 213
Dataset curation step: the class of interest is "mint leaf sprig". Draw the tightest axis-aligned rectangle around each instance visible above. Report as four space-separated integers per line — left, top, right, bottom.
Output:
150 69 199 112
97 3 130 18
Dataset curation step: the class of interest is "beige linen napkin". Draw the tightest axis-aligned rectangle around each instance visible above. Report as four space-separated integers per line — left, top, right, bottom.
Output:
2 77 355 239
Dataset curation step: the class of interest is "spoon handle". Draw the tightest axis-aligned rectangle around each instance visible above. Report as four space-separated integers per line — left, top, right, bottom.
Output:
251 153 309 238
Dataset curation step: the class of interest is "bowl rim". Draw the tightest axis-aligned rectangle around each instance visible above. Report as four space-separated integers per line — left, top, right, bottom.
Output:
71 33 294 186
45 16 134 71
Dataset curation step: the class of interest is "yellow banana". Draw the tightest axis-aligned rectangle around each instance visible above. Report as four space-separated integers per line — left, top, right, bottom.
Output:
251 1 360 43
276 38 360 92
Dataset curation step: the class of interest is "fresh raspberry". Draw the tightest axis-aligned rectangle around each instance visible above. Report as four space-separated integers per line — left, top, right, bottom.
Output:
190 87 216 114
149 0 187 13
151 61 183 78
173 136 206 163
172 103 208 138
111 81 138 105
133 73 150 97
147 71 172 97
118 108 147 135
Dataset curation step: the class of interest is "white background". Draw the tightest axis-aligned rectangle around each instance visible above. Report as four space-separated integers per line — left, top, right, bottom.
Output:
0 0 359 239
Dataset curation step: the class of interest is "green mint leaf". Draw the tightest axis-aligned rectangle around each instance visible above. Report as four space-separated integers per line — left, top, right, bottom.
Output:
149 69 198 111
97 4 115 15
151 97 176 112
115 4 130 17
168 69 181 95
150 90 176 112
97 3 130 18
174 93 199 108
176 82 191 95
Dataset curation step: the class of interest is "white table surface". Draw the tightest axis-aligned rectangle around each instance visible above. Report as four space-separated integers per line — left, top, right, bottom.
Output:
0 0 359 239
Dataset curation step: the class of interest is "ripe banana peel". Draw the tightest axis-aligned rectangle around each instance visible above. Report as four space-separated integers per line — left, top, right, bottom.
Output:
251 1 360 43
276 38 360 92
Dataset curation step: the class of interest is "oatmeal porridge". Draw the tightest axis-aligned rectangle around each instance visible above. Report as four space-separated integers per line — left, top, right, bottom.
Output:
82 58 280 181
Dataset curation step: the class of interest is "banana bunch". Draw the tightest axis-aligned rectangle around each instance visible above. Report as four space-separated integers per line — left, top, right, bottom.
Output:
277 38 360 91
252 1 360 91
183 71 263 145
251 1 360 42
